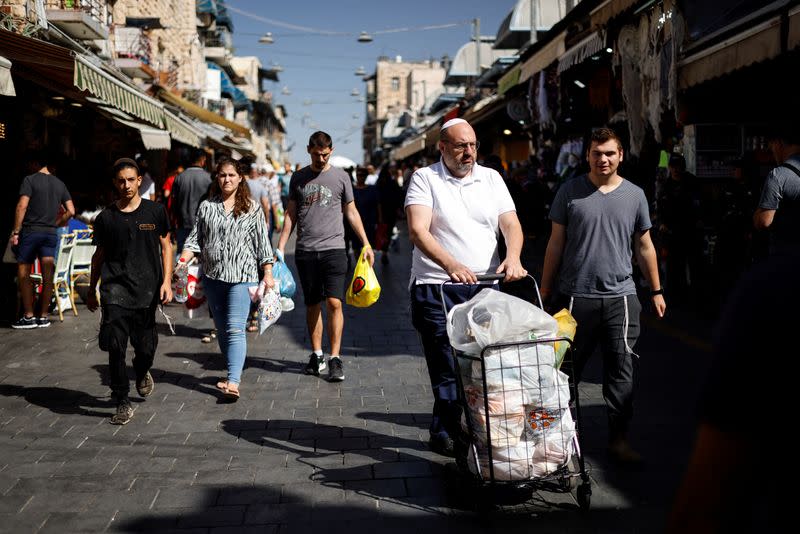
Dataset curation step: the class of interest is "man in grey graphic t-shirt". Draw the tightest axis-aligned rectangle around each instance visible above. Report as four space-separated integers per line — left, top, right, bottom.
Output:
276 131 374 382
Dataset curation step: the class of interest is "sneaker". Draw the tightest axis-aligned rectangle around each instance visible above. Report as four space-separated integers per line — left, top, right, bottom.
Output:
136 371 154 398
328 357 345 382
429 434 455 457
11 316 38 329
36 317 51 328
110 399 134 425
304 353 327 376
608 438 643 466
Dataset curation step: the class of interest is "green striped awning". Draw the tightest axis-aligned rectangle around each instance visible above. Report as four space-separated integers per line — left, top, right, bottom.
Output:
163 110 203 148
74 55 164 127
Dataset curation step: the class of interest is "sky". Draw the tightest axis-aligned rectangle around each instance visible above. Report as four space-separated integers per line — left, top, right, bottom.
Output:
226 0 519 166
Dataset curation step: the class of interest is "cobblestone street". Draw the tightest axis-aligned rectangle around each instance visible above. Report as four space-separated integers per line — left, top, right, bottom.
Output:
0 227 712 533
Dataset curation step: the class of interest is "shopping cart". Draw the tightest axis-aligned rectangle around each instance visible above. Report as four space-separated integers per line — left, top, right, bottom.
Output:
442 273 591 511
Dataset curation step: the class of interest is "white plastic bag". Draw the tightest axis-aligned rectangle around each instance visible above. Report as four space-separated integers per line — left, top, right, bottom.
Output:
447 289 558 355
249 281 281 334
463 384 526 448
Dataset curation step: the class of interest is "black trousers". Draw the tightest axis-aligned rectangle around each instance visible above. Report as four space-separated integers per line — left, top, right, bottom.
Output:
410 282 493 439
99 304 158 401
557 294 641 438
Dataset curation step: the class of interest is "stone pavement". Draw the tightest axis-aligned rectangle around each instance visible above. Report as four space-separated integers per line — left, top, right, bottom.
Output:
0 223 713 533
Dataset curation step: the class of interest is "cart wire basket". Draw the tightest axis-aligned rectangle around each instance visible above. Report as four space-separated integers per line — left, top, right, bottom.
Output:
443 274 591 511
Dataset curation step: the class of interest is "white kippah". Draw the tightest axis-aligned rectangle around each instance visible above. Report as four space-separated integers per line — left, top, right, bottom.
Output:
440 118 468 132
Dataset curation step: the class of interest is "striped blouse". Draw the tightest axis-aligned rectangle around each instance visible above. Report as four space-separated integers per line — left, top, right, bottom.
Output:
184 197 274 283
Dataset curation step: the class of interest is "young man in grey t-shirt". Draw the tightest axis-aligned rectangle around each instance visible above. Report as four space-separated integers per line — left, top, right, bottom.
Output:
754 123 800 256
541 127 666 466
276 131 374 382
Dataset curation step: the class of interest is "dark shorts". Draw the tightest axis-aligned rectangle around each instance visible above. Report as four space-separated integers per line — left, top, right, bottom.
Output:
295 248 347 305
14 231 57 263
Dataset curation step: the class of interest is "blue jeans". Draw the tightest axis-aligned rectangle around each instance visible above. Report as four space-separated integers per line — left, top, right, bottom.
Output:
203 277 256 385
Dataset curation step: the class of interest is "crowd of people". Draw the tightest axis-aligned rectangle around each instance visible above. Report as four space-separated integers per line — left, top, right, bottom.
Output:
7 117 798 531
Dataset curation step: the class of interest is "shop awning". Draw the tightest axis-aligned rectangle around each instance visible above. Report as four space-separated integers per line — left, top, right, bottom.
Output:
206 61 251 111
191 118 254 156
391 134 427 161
519 31 566 83
496 65 520 95
163 110 203 148
89 98 171 150
0 56 15 97
590 0 640 29
678 15 786 89
74 55 165 127
156 86 251 138
445 40 517 84
557 31 605 74
119 119 171 150
0 29 77 92
196 0 218 15
462 94 506 126
0 30 167 125
790 4 800 49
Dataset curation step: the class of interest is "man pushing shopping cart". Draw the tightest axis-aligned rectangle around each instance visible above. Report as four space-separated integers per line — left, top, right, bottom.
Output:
404 118 528 457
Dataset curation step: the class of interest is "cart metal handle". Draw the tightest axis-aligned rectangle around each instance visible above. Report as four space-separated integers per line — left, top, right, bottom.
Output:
439 273 544 318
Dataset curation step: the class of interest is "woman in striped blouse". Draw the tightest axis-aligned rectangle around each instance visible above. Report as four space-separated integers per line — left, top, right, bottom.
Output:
177 158 275 400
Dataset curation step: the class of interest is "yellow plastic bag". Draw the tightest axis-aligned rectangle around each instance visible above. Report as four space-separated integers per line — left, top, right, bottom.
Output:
346 247 381 307
553 308 577 369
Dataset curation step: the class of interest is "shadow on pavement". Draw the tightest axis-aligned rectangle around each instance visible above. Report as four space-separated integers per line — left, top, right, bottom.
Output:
111 481 671 533
90 363 233 404
0 383 114 418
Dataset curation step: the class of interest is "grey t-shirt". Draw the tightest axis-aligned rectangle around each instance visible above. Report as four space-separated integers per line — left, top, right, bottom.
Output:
550 175 651 297
290 165 354 251
172 166 211 229
758 155 800 256
19 172 72 234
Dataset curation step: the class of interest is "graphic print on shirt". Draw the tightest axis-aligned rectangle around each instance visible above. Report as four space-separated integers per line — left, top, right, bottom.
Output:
302 183 333 207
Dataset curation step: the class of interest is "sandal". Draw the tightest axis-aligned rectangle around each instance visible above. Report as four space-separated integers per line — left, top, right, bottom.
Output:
223 384 240 401
246 319 258 333
201 330 217 343
216 380 228 390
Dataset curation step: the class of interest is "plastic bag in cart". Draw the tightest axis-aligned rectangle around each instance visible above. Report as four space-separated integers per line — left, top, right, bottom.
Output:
472 344 560 399
553 308 577 369
446 288 558 355
462 384 527 448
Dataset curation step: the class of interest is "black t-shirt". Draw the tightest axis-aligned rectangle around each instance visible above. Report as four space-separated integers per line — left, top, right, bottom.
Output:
92 199 169 309
19 172 72 234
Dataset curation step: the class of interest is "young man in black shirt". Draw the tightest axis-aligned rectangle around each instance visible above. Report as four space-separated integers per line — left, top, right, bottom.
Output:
87 158 172 425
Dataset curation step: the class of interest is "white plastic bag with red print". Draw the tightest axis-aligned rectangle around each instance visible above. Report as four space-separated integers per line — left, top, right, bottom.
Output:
183 263 207 318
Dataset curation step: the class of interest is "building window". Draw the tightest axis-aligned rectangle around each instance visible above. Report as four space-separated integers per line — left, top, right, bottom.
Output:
391 77 400 91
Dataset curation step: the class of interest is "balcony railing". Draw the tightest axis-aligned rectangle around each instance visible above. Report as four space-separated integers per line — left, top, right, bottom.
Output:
47 0 105 27
113 26 150 63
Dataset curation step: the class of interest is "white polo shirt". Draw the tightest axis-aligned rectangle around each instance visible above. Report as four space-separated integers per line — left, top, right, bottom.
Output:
405 160 516 284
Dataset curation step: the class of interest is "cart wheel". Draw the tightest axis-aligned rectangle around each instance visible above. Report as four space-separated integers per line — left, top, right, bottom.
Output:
577 483 591 511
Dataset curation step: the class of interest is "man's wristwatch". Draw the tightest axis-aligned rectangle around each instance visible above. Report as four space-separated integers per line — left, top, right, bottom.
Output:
650 288 664 297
